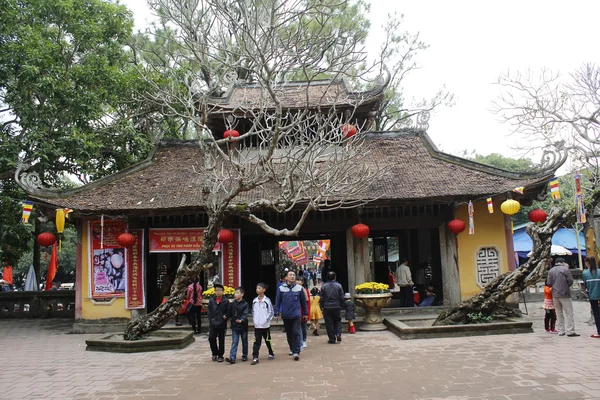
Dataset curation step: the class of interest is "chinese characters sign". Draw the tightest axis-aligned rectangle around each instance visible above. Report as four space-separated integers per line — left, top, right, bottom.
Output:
126 230 145 309
221 229 240 288
89 220 127 298
149 228 220 253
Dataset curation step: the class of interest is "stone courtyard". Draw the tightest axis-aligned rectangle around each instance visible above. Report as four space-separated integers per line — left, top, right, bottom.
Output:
2 301 599 400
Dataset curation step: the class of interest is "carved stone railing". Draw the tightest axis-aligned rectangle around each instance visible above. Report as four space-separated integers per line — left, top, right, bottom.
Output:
0 291 76 318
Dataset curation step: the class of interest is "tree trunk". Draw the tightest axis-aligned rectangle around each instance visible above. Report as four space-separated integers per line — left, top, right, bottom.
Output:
433 207 574 326
123 216 222 340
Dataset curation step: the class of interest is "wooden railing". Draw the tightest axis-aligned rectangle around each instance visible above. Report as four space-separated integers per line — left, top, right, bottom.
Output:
0 291 76 318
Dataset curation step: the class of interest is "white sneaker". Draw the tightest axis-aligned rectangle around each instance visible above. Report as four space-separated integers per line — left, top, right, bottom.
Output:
302 341 307 349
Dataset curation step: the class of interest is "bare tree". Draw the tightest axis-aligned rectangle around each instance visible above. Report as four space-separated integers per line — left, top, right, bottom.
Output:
124 0 384 339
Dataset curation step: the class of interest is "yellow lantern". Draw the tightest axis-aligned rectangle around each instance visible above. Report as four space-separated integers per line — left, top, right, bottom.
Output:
55 209 65 251
500 199 520 215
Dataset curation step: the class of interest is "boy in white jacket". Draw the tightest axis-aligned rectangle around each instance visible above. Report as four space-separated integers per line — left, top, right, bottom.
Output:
251 282 275 365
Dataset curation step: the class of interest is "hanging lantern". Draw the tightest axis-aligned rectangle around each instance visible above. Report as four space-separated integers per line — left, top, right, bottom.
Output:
223 129 240 140
117 232 136 248
351 223 370 239
500 199 520 215
37 232 57 247
528 209 547 223
447 219 466 235
342 124 357 139
55 209 65 251
218 229 235 244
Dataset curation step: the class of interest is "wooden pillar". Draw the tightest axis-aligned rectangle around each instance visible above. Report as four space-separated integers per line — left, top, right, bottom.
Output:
346 228 369 293
346 229 356 295
439 223 461 306
504 214 516 272
75 220 83 320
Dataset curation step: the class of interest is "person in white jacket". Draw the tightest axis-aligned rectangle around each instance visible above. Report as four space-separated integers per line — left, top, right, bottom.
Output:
251 282 275 365
395 259 414 307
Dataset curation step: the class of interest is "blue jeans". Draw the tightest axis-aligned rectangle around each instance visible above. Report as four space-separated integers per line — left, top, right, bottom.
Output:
230 329 248 360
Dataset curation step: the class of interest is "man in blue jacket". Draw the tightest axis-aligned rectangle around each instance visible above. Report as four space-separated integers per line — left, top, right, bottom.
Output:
275 270 308 360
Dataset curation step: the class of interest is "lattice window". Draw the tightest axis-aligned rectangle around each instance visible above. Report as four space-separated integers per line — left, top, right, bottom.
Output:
476 247 500 287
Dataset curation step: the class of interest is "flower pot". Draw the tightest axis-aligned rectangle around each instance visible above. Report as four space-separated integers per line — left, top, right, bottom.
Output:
354 293 392 331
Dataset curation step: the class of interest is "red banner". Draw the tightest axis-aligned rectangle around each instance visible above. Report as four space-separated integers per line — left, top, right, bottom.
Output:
89 220 127 298
149 228 220 253
221 229 241 288
126 230 145 309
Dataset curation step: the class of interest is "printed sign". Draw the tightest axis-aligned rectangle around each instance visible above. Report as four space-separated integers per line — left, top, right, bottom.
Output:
89 220 127 298
149 228 220 253
126 230 145 309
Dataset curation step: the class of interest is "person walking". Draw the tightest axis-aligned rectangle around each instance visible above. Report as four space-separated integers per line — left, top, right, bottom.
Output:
226 287 249 364
207 283 229 362
296 276 311 349
309 287 323 336
320 271 345 344
274 270 308 361
251 282 275 365
582 256 600 338
186 278 203 335
395 259 414 307
344 293 356 334
543 279 557 333
547 258 580 337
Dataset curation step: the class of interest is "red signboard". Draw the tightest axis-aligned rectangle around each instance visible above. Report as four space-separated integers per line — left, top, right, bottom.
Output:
89 220 127 298
221 229 241 288
126 230 145 309
149 228 220 253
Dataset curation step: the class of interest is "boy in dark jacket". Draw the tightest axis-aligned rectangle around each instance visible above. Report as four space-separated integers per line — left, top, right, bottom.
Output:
207 283 229 362
225 287 249 364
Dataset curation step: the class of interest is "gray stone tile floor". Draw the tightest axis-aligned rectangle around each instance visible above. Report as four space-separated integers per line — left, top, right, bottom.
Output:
2 300 599 400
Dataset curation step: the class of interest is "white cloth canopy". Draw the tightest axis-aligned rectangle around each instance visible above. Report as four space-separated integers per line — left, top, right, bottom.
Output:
24 265 37 291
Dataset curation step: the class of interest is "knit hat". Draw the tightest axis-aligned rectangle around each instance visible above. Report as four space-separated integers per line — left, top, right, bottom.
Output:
344 293 351 299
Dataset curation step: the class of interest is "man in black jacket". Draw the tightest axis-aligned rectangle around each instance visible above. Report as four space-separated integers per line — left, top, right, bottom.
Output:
207 284 229 362
226 287 249 363
320 271 345 344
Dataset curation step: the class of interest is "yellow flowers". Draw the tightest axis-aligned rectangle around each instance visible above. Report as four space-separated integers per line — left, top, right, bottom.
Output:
355 282 390 294
202 285 236 299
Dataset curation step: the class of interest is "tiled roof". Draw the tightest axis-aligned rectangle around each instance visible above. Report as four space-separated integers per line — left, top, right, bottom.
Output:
25 131 557 213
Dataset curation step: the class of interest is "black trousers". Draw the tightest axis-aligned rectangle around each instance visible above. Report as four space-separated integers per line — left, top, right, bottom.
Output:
189 305 202 333
208 326 226 357
323 308 341 342
252 327 274 358
400 286 414 307
590 300 600 335
283 318 302 355
544 309 556 331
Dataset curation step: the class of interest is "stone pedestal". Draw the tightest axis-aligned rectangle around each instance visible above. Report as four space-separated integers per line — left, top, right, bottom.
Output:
354 293 392 331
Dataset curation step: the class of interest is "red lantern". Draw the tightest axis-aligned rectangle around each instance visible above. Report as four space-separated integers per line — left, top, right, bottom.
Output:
351 223 370 239
37 232 57 247
218 229 235 244
223 129 240 140
528 209 547 223
447 219 466 235
117 232 136 248
342 124 357 139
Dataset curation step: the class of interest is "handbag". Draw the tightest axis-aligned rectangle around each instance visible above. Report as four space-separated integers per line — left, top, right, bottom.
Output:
185 301 193 313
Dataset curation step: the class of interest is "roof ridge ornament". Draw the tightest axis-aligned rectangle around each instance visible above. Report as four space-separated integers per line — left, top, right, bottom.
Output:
15 163 61 195
540 141 568 171
415 111 430 132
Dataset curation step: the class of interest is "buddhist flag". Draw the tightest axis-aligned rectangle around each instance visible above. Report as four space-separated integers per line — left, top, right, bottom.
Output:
64 208 74 218
576 194 587 224
21 201 33 223
45 243 58 291
487 197 494 213
512 187 525 194
550 178 560 200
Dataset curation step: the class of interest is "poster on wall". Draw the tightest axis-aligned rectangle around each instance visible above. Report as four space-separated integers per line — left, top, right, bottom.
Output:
126 229 145 309
221 229 241 288
89 219 127 299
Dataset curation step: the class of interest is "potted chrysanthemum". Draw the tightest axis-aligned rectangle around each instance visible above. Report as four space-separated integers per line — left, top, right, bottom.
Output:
354 282 392 331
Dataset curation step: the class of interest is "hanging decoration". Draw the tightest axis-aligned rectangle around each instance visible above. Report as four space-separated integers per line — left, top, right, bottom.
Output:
528 209 547 224
501 198 520 233
341 124 357 139
21 201 34 224
117 232 136 248
64 208 73 218
55 209 65 251
486 197 494 213
575 173 586 223
217 229 235 244
468 201 475 235
447 219 466 235
100 214 105 249
512 187 525 194
224 129 240 151
37 232 57 247
351 223 370 239
550 178 560 200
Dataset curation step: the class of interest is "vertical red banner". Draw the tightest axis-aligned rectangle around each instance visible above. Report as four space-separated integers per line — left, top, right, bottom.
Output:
221 229 240 288
126 230 145 309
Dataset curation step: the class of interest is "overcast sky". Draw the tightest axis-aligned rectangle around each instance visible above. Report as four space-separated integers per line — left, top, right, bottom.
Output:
120 0 600 164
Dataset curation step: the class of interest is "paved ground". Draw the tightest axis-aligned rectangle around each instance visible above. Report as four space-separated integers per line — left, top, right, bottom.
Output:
2 301 599 400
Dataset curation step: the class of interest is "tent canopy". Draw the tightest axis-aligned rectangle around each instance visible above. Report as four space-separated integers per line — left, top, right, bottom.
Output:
513 227 586 258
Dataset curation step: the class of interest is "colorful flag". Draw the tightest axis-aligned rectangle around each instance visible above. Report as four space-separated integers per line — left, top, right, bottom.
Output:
2 265 13 285
574 174 583 195
550 178 560 200
487 197 494 213
64 208 74 218
512 187 525 194
576 194 586 223
45 243 58 291
21 201 33 223
468 201 474 235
